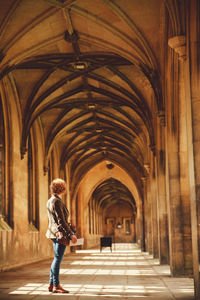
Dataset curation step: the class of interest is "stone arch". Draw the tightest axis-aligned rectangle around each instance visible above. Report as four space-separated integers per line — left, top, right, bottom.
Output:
73 160 143 247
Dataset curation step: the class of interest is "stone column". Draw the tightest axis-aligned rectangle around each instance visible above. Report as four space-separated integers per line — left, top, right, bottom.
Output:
178 41 193 276
65 163 72 214
141 176 147 252
135 201 144 251
156 111 169 264
166 35 185 275
150 153 159 258
167 34 193 275
132 213 136 242
186 0 200 297
145 164 153 254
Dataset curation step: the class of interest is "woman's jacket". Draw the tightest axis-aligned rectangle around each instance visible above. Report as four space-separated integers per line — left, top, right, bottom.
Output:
46 194 74 239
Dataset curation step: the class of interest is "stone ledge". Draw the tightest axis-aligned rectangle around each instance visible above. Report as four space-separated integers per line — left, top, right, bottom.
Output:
168 35 186 61
0 216 12 231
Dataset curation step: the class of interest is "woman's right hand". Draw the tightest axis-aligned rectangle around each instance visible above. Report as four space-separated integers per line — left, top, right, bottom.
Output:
56 231 63 239
71 234 77 244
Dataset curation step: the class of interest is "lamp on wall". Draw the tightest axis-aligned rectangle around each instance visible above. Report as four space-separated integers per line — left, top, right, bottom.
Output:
106 162 114 169
116 222 122 229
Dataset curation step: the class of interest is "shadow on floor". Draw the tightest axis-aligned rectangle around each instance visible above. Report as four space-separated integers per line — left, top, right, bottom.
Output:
0 243 194 300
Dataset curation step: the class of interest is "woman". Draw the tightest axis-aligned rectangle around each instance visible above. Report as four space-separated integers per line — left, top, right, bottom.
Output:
46 178 77 293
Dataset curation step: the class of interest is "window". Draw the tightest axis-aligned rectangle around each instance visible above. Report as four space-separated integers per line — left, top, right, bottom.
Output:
0 97 11 230
28 134 39 230
48 160 51 198
125 219 131 235
88 202 91 234
0 99 5 219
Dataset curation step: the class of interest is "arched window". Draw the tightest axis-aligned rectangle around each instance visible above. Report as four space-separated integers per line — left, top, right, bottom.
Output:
28 134 39 230
88 201 91 234
48 160 51 198
0 98 5 220
0 97 12 230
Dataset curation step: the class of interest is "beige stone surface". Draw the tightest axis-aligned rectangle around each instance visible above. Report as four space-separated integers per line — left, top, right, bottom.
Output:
0 244 194 300
0 0 199 297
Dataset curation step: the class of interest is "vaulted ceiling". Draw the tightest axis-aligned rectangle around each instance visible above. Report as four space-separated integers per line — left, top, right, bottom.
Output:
92 178 137 211
0 0 167 200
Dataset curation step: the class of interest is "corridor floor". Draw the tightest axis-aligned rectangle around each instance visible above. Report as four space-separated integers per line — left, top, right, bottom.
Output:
0 243 194 300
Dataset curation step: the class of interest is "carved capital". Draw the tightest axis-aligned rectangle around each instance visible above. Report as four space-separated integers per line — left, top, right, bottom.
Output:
168 35 186 61
150 143 156 156
144 163 150 174
20 146 27 159
157 110 166 127
141 176 147 184
43 166 49 176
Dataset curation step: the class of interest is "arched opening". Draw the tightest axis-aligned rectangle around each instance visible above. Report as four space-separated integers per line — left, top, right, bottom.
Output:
74 161 143 249
90 178 137 243
0 97 5 221
104 201 136 243
28 130 39 231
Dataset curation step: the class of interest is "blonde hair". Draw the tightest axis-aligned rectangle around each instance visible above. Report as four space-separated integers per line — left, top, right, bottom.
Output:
50 178 66 195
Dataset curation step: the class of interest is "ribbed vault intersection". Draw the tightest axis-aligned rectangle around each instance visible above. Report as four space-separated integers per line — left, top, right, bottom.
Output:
0 0 159 195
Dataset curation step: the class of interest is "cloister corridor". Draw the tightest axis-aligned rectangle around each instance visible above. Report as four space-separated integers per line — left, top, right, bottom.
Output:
0 244 194 300
0 0 200 299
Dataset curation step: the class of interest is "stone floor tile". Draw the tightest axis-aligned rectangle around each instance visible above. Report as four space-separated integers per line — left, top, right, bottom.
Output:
0 243 195 300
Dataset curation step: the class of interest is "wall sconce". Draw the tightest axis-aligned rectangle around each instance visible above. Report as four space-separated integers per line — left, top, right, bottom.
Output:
106 161 114 170
106 162 114 169
116 222 122 229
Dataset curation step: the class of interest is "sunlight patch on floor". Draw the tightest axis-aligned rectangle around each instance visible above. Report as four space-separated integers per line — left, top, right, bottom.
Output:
9 282 171 296
59 268 157 276
70 260 151 266
7 244 193 298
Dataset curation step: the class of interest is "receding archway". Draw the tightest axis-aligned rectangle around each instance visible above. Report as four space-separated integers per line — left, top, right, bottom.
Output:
73 160 143 248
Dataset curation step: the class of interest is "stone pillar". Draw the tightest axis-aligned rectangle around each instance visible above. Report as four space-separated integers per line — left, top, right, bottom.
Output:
186 0 200 297
136 179 145 252
167 34 192 275
156 111 169 264
145 164 153 254
141 176 147 252
65 163 72 213
178 43 193 276
166 35 185 275
150 153 159 258
135 201 144 251
132 213 136 242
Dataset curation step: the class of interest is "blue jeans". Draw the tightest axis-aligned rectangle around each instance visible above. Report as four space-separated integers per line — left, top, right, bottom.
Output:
50 239 66 286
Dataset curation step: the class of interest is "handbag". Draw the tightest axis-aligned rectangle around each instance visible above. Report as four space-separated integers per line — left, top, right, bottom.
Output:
56 235 70 246
55 224 76 246
56 232 70 246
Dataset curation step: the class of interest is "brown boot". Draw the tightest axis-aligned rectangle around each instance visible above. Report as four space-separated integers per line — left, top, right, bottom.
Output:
53 284 69 293
48 284 53 292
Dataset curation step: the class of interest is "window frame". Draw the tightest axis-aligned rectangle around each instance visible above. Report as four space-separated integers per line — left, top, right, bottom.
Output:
28 133 39 231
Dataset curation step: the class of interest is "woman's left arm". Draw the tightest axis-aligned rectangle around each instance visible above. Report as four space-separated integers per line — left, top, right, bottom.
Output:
54 200 73 236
